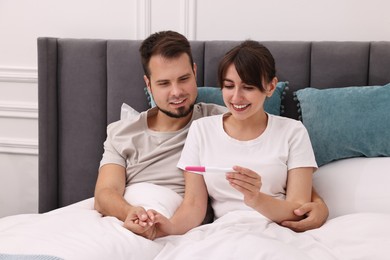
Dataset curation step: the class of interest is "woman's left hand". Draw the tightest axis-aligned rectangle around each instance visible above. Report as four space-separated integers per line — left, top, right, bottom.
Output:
226 165 262 207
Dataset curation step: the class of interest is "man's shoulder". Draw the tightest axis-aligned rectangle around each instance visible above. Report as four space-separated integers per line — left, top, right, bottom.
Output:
106 110 147 134
193 102 228 118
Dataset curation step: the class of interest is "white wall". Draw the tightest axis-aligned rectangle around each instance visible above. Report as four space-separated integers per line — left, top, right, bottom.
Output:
1 0 390 217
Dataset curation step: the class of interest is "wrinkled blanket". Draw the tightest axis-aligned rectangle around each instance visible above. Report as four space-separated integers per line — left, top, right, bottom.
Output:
1 183 390 260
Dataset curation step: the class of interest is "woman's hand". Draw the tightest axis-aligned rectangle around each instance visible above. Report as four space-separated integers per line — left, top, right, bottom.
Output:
225 165 262 207
123 206 157 239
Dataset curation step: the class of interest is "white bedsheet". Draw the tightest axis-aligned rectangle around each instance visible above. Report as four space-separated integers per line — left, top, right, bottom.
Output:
154 211 390 260
0 198 163 260
0 183 182 260
1 178 390 259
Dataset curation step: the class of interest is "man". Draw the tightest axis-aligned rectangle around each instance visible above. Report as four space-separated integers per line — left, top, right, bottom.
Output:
94 31 328 237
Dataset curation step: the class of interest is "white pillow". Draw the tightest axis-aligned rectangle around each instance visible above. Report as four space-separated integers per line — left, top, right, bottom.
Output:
120 103 140 121
313 157 390 219
124 183 182 218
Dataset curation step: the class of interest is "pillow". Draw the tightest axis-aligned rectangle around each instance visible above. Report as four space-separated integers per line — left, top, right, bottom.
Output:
295 83 390 166
120 103 140 121
313 157 390 219
124 183 183 218
144 81 288 116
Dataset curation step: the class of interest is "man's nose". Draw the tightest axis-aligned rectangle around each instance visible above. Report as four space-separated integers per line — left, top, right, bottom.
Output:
171 83 183 96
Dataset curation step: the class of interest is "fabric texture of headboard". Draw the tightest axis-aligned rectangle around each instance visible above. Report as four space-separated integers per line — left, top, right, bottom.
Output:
38 38 390 213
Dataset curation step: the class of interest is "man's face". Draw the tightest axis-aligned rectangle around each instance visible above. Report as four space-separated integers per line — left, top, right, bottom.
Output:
145 53 198 118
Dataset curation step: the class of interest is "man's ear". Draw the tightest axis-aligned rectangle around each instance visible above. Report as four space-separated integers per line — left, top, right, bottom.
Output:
144 75 151 93
193 63 197 79
266 77 278 97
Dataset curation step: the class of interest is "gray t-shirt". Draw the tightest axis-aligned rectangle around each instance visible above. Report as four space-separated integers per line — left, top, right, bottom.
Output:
100 103 227 196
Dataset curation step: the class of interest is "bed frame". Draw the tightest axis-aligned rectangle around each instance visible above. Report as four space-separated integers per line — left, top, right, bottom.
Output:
37 38 390 213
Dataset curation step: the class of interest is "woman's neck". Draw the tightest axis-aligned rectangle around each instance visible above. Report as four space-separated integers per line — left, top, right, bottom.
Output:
223 112 268 141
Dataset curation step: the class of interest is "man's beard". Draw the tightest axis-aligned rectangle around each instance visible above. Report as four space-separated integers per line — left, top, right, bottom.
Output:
157 103 195 118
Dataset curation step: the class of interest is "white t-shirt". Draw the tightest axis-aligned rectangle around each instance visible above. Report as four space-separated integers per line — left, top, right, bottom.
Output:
177 113 317 219
100 103 227 196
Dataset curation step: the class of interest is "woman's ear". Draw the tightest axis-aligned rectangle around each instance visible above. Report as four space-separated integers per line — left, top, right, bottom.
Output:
266 77 278 97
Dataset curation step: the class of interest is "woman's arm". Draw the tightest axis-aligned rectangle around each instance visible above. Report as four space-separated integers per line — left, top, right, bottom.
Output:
153 171 208 238
227 166 313 224
281 187 329 232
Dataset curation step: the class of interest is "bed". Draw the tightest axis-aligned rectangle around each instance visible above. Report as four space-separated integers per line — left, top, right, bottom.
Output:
0 38 390 259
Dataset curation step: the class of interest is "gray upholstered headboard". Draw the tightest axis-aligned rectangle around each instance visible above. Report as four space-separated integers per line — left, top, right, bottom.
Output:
38 38 390 213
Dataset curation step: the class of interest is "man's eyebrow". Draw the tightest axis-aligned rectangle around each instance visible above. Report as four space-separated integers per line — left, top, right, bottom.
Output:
179 73 192 79
155 79 170 84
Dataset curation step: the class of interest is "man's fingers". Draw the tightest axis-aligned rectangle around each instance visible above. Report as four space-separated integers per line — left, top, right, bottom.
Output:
294 203 314 216
281 219 311 232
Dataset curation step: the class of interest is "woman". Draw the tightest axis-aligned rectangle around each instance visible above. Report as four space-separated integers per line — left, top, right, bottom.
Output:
151 40 317 238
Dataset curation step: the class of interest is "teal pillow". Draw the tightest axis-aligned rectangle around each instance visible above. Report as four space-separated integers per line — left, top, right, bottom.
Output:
195 86 225 106
295 83 390 166
145 81 288 116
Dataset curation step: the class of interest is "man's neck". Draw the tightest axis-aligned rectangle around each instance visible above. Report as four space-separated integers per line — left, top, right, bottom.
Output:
147 109 193 132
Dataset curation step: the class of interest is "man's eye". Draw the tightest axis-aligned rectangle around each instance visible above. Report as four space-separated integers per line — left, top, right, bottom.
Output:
223 85 234 89
180 77 190 82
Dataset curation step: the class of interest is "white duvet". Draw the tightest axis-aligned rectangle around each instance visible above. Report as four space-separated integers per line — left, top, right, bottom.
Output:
0 183 181 260
155 211 390 260
1 158 390 260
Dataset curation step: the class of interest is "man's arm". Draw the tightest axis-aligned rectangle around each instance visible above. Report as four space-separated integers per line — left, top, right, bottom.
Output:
94 164 154 233
94 164 130 220
281 187 329 232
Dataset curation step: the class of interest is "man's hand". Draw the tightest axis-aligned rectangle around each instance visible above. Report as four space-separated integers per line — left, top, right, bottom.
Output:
123 206 157 239
281 200 329 232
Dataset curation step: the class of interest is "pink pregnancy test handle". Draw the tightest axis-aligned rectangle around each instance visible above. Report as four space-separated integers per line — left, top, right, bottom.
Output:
185 166 206 172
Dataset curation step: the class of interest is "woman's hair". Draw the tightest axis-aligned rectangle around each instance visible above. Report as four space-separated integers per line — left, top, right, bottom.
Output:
139 30 194 78
217 40 276 92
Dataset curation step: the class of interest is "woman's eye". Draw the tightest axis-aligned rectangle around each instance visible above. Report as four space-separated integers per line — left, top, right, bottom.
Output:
223 85 234 89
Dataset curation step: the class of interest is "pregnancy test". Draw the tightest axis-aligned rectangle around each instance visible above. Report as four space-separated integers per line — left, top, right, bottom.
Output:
185 166 235 173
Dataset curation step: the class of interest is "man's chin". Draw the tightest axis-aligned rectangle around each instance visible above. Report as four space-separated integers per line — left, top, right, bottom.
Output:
157 104 195 119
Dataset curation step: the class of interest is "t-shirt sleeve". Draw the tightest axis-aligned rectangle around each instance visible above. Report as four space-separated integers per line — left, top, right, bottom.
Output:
287 121 318 171
99 123 126 169
177 121 204 175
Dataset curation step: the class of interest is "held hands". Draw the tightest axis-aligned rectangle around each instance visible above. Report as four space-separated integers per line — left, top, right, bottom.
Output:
225 165 262 207
123 206 156 239
123 206 172 240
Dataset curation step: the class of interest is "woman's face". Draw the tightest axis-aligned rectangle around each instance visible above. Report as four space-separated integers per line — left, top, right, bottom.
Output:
221 64 274 122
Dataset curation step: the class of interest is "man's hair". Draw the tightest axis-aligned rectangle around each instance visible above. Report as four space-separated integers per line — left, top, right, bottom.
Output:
217 40 276 92
139 30 194 78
